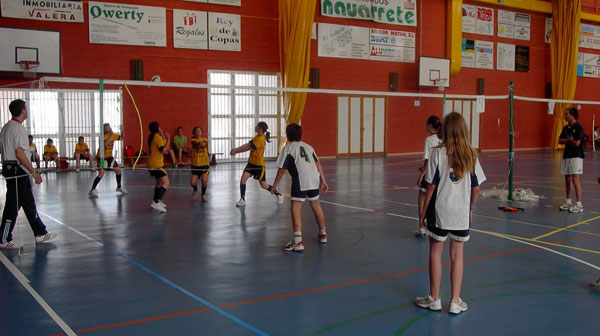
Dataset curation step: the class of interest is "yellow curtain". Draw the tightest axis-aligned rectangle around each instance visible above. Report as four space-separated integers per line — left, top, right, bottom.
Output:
278 0 316 126
550 0 580 149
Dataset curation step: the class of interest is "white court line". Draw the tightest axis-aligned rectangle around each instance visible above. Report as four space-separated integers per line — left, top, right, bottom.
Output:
471 229 600 271
320 200 600 271
0 252 77 336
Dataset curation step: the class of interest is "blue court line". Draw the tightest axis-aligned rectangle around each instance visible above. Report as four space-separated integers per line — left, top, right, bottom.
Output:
38 211 270 336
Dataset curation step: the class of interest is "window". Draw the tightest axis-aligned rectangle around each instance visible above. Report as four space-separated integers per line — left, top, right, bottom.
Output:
0 89 123 161
208 71 285 161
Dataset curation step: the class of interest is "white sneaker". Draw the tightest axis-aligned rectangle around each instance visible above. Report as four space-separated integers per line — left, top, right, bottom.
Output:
192 190 198 200
202 195 208 202
415 295 442 311
88 190 99 198
75 168 80 173
159 200 167 208
449 299 468 314
318 232 328 244
282 240 304 252
277 194 284 204
116 187 128 194
0 241 23 250
236 198 246 207
560 202 572 211
151 201 167 212
35 233 57 244
569 204 583 213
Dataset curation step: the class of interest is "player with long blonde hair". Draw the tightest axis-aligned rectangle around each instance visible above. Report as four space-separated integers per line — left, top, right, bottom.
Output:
415 112 486 315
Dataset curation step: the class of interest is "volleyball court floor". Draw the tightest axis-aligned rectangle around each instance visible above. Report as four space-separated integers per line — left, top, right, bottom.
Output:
1 150 599 336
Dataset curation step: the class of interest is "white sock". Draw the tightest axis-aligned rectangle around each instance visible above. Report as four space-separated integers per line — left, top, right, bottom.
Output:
319 229 326 234
577 201 582 206
293 232 302 244
566 199 572 204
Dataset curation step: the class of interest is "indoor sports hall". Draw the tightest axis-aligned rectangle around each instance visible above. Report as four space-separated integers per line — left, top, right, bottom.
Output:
1 1 600 335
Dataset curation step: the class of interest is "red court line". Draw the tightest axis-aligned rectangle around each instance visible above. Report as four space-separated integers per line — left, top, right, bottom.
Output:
48 234 591 336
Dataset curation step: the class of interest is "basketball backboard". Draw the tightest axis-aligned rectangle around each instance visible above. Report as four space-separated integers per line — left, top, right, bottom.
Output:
419 56 450 88
0 27 61 74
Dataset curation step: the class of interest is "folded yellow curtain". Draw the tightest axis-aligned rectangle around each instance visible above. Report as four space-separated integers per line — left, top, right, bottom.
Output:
279 0 316 126
550 0 580 149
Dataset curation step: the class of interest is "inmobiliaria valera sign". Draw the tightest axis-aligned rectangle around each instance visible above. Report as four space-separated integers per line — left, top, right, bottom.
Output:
0 0 84 22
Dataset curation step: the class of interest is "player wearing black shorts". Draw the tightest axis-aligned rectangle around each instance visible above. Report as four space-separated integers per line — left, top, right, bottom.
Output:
89 123 126 198
271 124 328 252
147 121 170 212
416 116 442 237
229 121 283 207
190 126 210 202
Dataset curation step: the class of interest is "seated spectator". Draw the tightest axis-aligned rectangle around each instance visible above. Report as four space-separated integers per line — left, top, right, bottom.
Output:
43 138 58 170
74 136 95 172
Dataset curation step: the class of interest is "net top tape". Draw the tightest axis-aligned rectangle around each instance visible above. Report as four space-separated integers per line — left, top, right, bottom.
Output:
39 77 600 105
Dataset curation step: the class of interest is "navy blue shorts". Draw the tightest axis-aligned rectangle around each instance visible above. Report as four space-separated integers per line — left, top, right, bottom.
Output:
191 165 210 177
149 168 167 179
419 179 429 192
290 182 319 202
426 223 470 242
244 164 265 181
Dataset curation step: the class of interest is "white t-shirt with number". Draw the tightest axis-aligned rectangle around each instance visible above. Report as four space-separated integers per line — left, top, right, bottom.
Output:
276 141 320 191
425 146 486 230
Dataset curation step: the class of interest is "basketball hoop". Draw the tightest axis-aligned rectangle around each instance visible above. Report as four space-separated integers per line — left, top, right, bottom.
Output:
19 61 40 78
433 78 447 91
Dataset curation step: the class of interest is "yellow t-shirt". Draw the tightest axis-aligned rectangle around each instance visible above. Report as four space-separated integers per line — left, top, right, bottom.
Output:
44 144 57 154
75 143 89 154
97 133 121 158
191 137 209 167
148 133 167 170
248 134 266 167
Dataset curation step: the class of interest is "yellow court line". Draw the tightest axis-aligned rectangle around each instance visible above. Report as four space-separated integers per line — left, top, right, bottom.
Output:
477 230 600 255
517 183 600 194
532 215 600 241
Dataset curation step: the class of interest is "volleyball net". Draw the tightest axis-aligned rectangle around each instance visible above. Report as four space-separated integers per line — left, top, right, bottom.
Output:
1 76 600 201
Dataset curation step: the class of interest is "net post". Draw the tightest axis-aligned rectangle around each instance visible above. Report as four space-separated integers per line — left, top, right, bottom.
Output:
508 81 514 201
593 115 596 152
99 79 105 168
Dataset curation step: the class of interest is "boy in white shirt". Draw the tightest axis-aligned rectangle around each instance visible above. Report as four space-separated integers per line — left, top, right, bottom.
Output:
271 124 328 252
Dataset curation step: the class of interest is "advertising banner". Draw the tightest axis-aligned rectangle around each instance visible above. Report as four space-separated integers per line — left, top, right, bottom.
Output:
89 2 166 47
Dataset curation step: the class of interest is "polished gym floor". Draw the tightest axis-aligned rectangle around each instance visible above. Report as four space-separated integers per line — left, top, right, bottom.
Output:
1 150 599 335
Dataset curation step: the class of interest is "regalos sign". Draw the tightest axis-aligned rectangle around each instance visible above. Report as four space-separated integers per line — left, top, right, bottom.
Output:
173 9 208 50
0 0 84 22
88 2 166 47
321 0 416 27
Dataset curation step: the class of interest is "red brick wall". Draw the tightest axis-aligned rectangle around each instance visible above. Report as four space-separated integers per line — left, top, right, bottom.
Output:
1 0 599 156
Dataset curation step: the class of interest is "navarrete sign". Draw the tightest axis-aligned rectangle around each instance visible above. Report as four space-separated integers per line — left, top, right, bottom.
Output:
321 0 417 27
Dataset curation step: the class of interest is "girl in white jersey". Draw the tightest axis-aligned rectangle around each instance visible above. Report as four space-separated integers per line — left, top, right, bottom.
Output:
271 124 328 252
415 112 485 315
416 116 442 237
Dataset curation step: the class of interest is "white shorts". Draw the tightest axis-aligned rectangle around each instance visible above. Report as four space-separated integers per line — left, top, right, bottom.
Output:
561 158 583 175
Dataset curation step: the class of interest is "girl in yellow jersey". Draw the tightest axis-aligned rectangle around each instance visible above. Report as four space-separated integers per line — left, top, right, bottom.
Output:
89 123 126 198
190 127 210 202
230 121 283 207
147 121 170 213
43 138 58 170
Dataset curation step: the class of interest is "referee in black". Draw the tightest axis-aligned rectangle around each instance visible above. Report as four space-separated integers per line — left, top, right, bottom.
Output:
0 99 56 249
